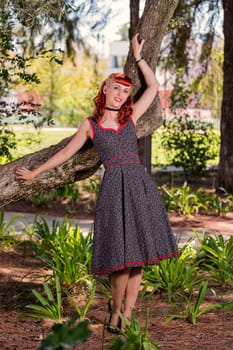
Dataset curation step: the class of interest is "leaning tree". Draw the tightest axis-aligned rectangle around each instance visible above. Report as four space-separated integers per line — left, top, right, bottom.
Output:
0 0 179 207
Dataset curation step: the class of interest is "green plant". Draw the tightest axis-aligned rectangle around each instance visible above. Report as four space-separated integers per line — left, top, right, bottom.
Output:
23 274 63 322
0 210 21 237
162 115 220 177
166 281 222 325
109 309 160 350
142 246 200 303
0 127 17 163
0 210 21 250
82 177 101 196
0 7 44 162
48 251 91 288
30 216 93 287
160 183 207 215
195 231 233 286
66 279 96 320
30 215 62 253
29 192 53 207
54 183 80 206
206 190 233 216
96 275 112 311
37 316 91 350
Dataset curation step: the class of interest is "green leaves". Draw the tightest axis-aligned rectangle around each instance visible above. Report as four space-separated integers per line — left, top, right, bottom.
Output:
195 232 233 286
162 115 220 177
37 316 91 350
142 248 199 303
165 281 222 325
23 274 62 322
29 216 93 288
66 279 96 321
160 182 207 216
160 183 233 216
109 310 160 350
0 210 21 250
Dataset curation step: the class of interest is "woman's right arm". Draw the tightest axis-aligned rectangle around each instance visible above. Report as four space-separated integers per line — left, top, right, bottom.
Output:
15 118 91 184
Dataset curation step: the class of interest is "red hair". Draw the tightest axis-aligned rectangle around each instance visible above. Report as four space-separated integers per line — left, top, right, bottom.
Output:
93 73 133 124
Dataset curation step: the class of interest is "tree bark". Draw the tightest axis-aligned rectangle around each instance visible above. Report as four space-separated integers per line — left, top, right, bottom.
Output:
217 0 233 193
0 0 179 207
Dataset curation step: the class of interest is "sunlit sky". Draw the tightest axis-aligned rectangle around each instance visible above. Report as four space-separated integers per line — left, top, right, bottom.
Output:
99 1 130 56
100 0 223 56
104 1 130 39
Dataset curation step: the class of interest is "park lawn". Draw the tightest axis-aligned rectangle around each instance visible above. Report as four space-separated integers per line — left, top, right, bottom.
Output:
9 128 170 165
4 126 219 168
11 127 76 160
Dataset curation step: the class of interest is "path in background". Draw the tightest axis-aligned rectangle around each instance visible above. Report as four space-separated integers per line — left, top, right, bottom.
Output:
4 211 233 248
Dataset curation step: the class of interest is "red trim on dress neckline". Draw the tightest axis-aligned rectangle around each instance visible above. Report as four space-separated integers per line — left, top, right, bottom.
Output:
97 122 127 134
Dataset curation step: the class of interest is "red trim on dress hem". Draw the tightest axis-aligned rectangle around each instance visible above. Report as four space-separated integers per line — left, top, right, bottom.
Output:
92 251 180 275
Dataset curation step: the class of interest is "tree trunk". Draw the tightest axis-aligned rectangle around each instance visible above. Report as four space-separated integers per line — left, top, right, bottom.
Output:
0 0 179 207
217 0 233 193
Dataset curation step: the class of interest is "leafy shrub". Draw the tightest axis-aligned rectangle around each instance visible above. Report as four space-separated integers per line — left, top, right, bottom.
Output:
82 177 101 196
54 183 81 203
195 232 233 286
142 245 201 303
206 189 233 216
0 210 21 250
37 316 91 350
23 274 62 322
159 184 233 216
165 281 222 325
29 216 93 287
160 182 207 215
0 128 17 163
109 309 160 350
162 114 219 177
29 191 54 207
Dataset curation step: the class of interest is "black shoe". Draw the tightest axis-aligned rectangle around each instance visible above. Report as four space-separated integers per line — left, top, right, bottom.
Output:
107 314 121 334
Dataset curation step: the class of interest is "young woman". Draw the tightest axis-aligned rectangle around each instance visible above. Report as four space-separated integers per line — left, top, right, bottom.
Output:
16 33 178 333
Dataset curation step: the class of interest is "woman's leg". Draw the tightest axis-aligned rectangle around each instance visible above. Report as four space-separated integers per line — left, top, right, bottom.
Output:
123 266 143 322
110 268 131 326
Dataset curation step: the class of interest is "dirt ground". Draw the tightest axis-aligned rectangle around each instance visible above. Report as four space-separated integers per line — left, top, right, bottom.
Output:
1 199 233 350
0 241 233 350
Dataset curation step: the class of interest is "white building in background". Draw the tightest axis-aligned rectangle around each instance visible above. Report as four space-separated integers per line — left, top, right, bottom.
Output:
107 40 168 86
107 40 173 110
107 40 215 123
108 40 129 74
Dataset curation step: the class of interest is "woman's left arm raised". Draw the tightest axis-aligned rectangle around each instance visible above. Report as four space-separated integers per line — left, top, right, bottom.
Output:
131 33 160 123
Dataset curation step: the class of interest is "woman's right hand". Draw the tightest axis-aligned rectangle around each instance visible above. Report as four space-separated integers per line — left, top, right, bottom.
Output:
15 167 36 185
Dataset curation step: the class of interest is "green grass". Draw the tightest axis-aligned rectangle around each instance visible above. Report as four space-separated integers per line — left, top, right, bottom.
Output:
11 127 76 160
2 127 219 168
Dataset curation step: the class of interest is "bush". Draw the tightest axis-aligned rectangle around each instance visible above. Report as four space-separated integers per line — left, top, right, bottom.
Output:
162 114 220 177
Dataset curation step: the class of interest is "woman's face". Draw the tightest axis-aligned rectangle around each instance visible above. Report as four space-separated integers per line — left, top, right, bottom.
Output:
104 80 132 108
